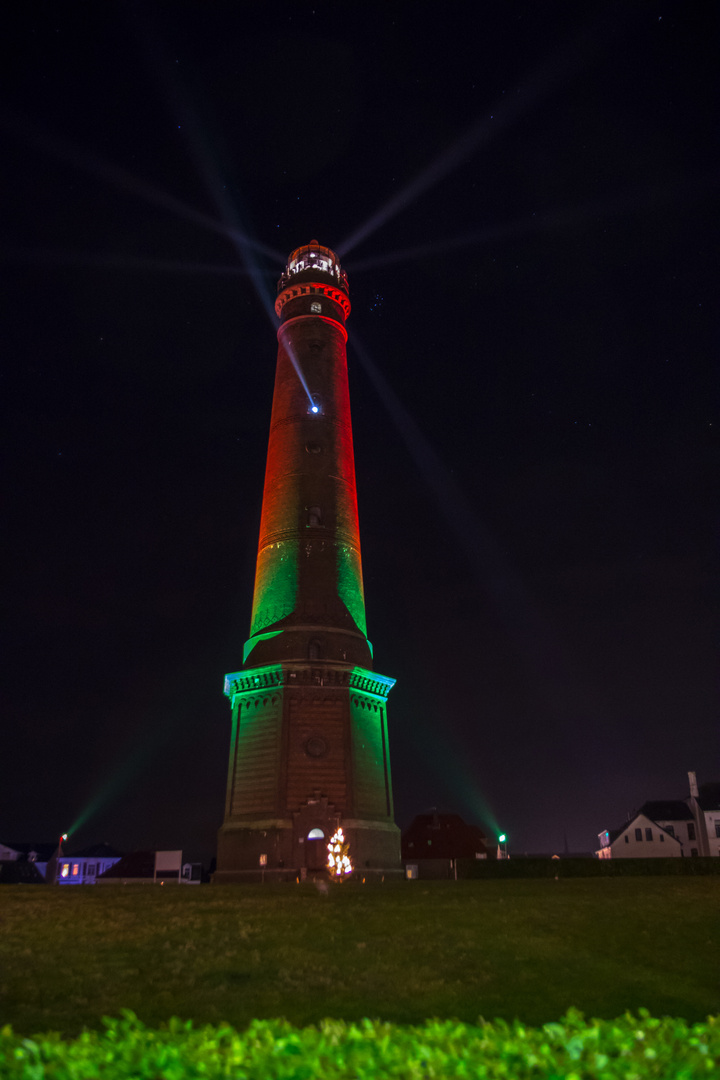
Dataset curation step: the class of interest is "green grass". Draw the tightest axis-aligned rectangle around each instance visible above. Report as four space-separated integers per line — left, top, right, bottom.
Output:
1 879 718 1037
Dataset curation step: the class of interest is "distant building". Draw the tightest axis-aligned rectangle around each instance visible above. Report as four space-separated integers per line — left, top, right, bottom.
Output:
402 811 489 879
688 775 720 858
597 811 685 859
597 772 720 858
0 860 46 884
0 841 57 880
96 850 199 884
57 843 123 884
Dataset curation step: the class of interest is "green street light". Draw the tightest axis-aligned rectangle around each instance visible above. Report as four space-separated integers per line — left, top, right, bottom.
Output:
498 834 506 843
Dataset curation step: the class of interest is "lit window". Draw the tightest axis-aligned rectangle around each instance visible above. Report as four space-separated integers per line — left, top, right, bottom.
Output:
310 301 322 313
307 828 324 840
645 828 652 841
60 863 70 878
72 863 79 876
635 828 642 841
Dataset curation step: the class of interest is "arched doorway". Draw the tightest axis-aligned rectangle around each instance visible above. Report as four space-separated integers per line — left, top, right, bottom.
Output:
305 828 326 871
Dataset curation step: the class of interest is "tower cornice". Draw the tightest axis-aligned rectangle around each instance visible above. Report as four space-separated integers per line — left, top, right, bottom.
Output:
224 663 395 702
275 282 351 320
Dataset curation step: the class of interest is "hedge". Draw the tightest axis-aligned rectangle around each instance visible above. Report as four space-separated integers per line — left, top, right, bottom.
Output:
1 1010 718 1079
456 856 720 879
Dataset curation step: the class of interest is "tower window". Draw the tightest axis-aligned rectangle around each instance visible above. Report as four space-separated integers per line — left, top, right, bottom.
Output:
308 639 322 660
310 301 322 313
304 737 328 759
307 828 325 839
307 506 323 527
305 442 323 455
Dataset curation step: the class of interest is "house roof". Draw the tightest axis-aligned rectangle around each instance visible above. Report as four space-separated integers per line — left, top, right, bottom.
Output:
68 842 123 859
401 812 488 860
97 850 156 879
603 811 683 847
637 800 693 821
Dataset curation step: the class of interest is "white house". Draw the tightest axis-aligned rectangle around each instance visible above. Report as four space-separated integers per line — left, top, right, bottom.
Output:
56 843 122 884
597 772 720 858
688 773 720 858
597 811 684 858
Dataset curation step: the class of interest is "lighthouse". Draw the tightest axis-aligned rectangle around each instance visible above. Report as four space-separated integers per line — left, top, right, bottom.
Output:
215 242 401 881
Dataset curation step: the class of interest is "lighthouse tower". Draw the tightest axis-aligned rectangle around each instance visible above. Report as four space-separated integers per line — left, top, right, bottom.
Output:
215 242 401 882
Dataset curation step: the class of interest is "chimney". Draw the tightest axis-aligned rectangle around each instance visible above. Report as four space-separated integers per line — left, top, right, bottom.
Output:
688 771 699 798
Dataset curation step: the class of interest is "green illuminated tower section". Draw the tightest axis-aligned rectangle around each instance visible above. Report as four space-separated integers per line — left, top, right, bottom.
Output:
216 242 401 881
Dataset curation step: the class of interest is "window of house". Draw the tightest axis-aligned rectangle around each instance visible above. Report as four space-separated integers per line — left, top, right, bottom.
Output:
635 828 642 841
665 825 674 837
659 834 664 842
688 823 696 840
645 828 653 841
88 864 96 875
624 835 629 844
60 863 70 878
72 864 79 876
715 821 720 838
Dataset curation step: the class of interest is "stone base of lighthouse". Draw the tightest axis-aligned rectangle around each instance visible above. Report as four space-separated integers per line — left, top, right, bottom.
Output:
214 661 402 883
215 815 402 883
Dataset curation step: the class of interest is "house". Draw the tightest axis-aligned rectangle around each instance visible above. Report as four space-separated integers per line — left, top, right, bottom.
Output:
56 842 123 884
688 774 720 858
96 850 197 884
597 811 684 858
402 811 490 879
597 772 720 858
0 860 46 884
0 841 57 880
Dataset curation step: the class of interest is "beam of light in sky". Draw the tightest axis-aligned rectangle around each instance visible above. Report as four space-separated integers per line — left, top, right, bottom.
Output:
351 334 583 714
346 172 720 273
0 247 274 276
0 110 284 262
135 26 281 325
65 732 165 838
338 11 627 258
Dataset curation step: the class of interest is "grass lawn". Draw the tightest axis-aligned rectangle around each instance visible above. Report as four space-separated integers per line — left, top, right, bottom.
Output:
1 878 718 1036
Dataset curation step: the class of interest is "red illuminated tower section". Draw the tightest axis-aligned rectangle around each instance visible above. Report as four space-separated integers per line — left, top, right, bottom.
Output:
216 242 401 881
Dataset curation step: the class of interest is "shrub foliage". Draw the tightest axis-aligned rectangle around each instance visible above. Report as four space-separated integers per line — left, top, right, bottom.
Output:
1 1010 719 1079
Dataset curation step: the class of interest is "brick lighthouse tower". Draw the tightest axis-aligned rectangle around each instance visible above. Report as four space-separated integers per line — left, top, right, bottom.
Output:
215 242 401 882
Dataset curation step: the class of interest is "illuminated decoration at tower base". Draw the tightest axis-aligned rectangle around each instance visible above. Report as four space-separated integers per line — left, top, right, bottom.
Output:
327 828 353 880
215 242 401 883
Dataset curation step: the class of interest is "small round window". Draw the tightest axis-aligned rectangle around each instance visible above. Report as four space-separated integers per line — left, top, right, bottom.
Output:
305 442 323 454
304 736 328 758
310 301 322 314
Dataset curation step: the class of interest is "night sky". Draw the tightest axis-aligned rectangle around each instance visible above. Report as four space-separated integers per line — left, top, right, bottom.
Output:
2 3 716 862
